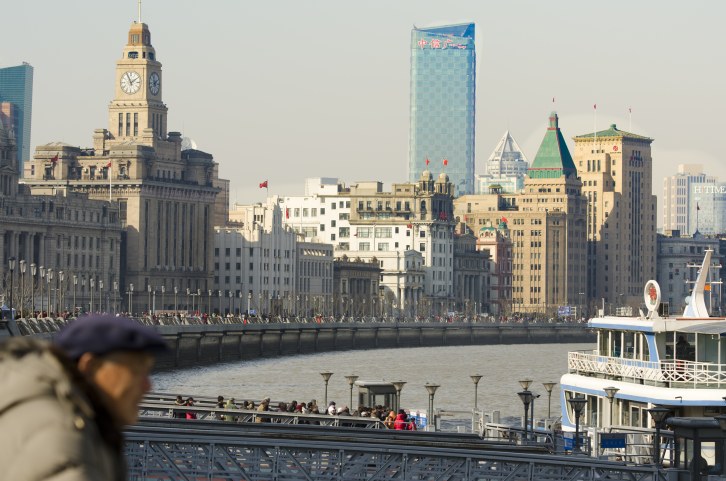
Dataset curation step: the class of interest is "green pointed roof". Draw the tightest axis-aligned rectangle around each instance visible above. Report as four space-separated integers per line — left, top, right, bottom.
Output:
528 112 577 179
575 124 653 142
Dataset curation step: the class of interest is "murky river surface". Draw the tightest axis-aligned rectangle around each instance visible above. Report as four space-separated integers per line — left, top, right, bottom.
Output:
153 343 590 420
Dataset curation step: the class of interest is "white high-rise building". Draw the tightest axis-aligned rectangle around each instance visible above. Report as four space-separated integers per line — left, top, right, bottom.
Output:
663 164 714 234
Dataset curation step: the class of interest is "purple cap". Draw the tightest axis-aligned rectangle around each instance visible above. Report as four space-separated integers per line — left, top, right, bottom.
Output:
55 314 168 360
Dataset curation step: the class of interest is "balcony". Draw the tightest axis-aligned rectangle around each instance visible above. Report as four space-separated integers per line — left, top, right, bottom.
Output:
568 351 726 388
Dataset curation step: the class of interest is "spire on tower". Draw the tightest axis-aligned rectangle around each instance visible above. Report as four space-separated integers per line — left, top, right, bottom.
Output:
138 0 142 24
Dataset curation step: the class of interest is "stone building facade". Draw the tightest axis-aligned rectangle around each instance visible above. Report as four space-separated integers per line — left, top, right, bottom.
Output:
21 21 226 313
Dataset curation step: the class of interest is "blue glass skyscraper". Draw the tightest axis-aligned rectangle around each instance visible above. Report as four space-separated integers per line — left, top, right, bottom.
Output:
0 63 34 172
409 23 475 196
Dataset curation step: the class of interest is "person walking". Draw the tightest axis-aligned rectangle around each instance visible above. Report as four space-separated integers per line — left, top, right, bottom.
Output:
0 314 167 481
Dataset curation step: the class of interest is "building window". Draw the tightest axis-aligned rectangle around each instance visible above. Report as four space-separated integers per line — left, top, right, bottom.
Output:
419 243 426 251
359 242 371 251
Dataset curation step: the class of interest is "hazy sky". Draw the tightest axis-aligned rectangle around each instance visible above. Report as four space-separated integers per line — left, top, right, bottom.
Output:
4 1 725 210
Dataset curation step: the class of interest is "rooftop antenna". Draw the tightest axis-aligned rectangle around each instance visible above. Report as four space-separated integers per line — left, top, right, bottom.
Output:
138 0 142 24
628 106 632 132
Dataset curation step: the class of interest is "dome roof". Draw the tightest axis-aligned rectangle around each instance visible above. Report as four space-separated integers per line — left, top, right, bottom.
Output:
420 170 433 181
436 172 449 183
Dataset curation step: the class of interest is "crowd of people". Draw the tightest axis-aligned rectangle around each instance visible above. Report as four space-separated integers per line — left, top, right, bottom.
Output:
170 395 419 430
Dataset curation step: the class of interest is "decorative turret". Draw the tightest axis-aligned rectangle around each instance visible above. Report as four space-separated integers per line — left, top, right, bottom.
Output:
528 112 577 179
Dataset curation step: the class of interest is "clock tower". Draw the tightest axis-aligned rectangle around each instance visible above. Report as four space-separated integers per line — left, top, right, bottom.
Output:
108 22 167 144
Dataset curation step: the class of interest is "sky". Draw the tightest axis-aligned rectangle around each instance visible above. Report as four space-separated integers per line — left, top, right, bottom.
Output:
3 0 725 212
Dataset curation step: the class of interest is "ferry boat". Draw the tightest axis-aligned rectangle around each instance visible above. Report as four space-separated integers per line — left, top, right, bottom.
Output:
560 249 726 434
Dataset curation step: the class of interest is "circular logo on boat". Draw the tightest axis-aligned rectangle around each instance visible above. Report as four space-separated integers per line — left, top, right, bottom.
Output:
643 280 661 313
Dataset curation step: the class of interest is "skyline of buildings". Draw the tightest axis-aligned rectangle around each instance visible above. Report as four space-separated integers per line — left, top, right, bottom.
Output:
1 13 725 318
408 23 476 197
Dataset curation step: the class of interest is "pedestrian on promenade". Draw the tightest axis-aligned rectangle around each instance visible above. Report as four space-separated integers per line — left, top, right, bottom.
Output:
256 397 270 423
0 314 166 481
185 397 197 419
174 394 186 418
384 410 396 429
327 401 337 415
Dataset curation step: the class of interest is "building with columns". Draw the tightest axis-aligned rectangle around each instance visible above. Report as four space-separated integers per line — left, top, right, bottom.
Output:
0 109 122 315
572 123 656 309
21 20 226 313
475 221 512 317
453 223 490 316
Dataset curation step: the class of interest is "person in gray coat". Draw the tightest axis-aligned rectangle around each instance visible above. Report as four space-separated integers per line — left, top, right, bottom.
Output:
0 314 167 481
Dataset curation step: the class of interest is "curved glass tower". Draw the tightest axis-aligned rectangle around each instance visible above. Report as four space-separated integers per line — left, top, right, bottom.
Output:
408 23 475 196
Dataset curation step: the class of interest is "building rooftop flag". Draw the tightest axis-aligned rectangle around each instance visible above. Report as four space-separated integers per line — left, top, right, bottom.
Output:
443 158 448 166
50 153 58 164
259 180 268 189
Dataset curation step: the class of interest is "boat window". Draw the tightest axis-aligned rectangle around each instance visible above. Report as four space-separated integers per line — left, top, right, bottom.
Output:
598 331 609 355
623 332 635 358
641 334 650 361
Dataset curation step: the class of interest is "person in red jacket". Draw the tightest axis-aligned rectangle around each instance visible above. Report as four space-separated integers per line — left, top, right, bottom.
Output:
394 409 407 430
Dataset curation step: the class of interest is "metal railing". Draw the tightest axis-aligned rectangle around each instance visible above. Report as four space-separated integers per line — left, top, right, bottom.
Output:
124 420 667 481
568 351 726 387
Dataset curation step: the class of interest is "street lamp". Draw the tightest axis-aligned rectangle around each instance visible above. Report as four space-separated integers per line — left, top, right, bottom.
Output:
161 285 166 311
320 371 334 408
73 275 78 315
218 289 222 315
247 291 252 318
98 279 103 312
470 374 483 411
647 407 670 467
228 290 232 315
113 281 119 313
8 257 16 317
174 286 178 313
47 269 54 316
392 380 407 411
568 396 587 453
30 263 36 317
19 260 26 317
424 383 440 432
518 390 534 442
604 386 620 427
147 284 151 314
39 266 45 316
128 283 134 314
543 382 557 419
89 277 94 313
208 289 212 315
58 270 64 313
345 375 359 410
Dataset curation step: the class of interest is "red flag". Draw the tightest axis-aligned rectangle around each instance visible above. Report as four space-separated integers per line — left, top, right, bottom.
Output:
407 223 413 229
425 158 430 166
501 216 508 223
443 159 448 166
50 154 59 164
259 180 268 188
285 208 290 219
106 161 112 168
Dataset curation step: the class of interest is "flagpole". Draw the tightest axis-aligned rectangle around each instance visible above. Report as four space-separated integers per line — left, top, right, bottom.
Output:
593 103 597 152
109 163 112 202
629 107 632 132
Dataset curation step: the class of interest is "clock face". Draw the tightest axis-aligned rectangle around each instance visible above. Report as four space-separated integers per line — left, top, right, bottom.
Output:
120 71 141 94
149 72 160 96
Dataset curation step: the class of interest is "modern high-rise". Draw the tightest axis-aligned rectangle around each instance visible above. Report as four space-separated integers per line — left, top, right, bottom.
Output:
409 23 475 196
663 164 718 235
0 63 33 172
572 123 657 308
476 130 528 194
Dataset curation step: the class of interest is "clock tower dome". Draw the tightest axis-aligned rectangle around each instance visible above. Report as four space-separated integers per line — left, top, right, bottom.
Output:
108 22 167 144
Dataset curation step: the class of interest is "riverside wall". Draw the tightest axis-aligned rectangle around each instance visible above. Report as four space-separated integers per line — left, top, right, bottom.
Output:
153 322 594 370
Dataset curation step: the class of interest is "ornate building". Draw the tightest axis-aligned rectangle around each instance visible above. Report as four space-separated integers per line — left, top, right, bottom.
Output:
455 112 588 316
0 111 122 315
22 21 226 313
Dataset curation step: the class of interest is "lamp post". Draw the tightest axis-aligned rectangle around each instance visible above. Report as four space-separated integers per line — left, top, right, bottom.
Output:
208 289 212 315
470 374 483 411
218 289 222 315
604 386 620 428
98 279 103 312
30 263 36 316
19 260 26 317
161 285 165 311
147 284 151 314
80 276 85 314
174 286 178 313
228 290 232 315
89 277 94 313
128 283 134 314
392 380 407 411
39 266 45 316
8 257 16 317
113 281 119 313
519 379 534 436
247 292 252 318
320 371 333 408
424 383 440 432
151 286 155 314
543 382 557 419
58 270 64 313
345 375 359 410
186 288 190 312
73 275 78 315
647 407 670 467
568 396 587 453
47 269 54 316
517 390 533 442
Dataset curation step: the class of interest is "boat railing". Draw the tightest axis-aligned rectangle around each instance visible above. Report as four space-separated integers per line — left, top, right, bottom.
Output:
568 351 726 387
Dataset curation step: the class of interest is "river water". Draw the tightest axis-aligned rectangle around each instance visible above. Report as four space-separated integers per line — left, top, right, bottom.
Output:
152 343 590 420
